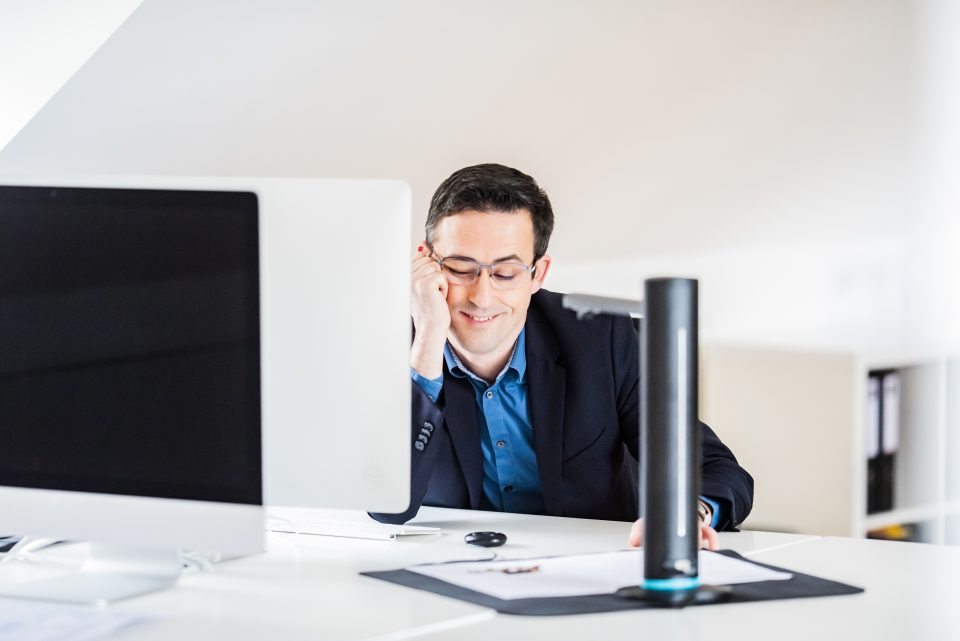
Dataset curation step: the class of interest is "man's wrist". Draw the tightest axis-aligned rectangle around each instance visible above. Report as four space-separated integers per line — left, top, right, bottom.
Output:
697 499 713 527
697 496 722 529
410 367 442 403
410 359 443 380
410 336 446 379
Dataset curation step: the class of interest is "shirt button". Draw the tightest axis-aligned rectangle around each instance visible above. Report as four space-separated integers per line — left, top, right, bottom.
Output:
496 440 506 448
422 421 434 432
504 486 514 493
414 441 425 451
485 390 494 400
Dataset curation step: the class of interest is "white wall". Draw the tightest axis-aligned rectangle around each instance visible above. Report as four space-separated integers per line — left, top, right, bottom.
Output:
0 0 956 353
0 0 142 151
551 233 960 354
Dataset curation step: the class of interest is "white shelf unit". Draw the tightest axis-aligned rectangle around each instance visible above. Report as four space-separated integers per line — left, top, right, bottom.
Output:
700 346 958 544
946 358 960 546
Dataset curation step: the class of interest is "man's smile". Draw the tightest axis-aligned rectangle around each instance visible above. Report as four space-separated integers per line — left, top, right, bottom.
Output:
460 310 503 325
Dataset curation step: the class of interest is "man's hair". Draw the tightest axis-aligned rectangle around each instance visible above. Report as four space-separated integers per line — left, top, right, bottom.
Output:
426 163 555 262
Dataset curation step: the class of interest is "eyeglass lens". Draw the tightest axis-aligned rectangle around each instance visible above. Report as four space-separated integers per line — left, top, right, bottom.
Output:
440 258 530 288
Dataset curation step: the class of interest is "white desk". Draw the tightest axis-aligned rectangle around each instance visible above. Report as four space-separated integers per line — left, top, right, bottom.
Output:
2 507 955 640
407 510 960 641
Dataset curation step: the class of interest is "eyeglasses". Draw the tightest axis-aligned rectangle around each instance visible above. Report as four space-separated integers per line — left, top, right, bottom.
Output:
429 248 536 290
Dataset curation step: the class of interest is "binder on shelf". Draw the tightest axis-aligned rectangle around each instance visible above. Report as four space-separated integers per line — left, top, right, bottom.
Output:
865 374 883 514
866 370 899 515
867 522 922 543
881 373 901 456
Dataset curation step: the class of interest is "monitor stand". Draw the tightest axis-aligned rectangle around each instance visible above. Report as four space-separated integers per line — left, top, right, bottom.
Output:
0 542 183 605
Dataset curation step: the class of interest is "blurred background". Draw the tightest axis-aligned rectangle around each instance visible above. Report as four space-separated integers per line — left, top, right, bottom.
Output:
1 0 957 542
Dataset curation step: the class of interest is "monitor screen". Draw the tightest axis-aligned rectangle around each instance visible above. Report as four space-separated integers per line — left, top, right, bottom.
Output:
0 186 261 506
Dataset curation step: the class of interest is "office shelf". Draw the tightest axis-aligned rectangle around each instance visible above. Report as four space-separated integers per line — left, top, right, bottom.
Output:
863 506 941 532
947 512 960 547
944 501 960 515
700 346 957 545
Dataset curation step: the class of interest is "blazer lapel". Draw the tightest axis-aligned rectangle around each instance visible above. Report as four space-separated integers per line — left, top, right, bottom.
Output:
525 308 566 516
442 373 484 509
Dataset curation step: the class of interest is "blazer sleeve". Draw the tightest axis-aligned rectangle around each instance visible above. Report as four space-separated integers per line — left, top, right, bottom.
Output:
368 380 448 524
700 422 754 530
612 315 754 531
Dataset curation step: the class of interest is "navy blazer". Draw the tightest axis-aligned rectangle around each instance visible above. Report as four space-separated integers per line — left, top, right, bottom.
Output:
372 289 753 528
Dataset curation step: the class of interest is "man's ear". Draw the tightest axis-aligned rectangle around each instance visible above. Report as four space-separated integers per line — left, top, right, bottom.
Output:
530 254 551 294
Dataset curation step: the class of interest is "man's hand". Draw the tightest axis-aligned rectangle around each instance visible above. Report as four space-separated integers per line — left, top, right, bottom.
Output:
627 518 720 551
410 244 451 379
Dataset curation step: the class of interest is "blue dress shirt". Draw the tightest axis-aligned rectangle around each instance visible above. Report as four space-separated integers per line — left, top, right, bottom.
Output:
411 330 544 514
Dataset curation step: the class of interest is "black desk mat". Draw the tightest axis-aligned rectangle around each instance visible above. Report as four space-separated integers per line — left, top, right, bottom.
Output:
362 550 863 616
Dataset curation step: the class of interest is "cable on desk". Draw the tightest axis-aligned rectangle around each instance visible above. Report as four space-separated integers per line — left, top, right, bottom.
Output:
0 535 225 578
0 534 21 553
264 513 303 546
0 536 71 567
181 550 221 574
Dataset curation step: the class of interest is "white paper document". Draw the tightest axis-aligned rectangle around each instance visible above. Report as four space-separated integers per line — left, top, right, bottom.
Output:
408 550 792 600
0 598 150 641
270 520 441 541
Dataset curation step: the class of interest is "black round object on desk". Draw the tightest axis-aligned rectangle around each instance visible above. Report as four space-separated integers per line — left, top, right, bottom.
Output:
464 531 507 547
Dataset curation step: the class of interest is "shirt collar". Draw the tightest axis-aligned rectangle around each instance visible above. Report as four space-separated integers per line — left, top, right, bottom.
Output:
445 327 527 385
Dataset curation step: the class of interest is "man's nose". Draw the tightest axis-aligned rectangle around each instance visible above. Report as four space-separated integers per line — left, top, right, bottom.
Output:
467 268 494 307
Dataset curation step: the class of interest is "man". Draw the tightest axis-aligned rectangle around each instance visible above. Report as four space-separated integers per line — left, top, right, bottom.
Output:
372 164 753 549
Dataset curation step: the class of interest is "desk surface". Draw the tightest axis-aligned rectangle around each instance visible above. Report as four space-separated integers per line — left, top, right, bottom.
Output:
2 507 956 640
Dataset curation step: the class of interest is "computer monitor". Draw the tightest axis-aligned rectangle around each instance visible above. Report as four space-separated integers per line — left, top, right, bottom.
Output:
0 176 411 604
0 182 264 603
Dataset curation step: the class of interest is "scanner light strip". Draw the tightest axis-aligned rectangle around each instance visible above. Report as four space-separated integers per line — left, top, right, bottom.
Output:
677 327 688 538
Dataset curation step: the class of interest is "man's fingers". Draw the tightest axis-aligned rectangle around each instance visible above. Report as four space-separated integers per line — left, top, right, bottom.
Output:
412 250 449 301
411 254 435 270
412 257 442 282
630 519 720 551
700 525 720 551
412 265 445 288
412 265 439 283
628 519 643 548
412 244 434 267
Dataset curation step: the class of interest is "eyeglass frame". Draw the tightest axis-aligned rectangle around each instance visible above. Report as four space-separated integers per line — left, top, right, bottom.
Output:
426 243 538 288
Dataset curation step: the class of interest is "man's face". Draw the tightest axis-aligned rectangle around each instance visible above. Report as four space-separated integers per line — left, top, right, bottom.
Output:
431 209 550 361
